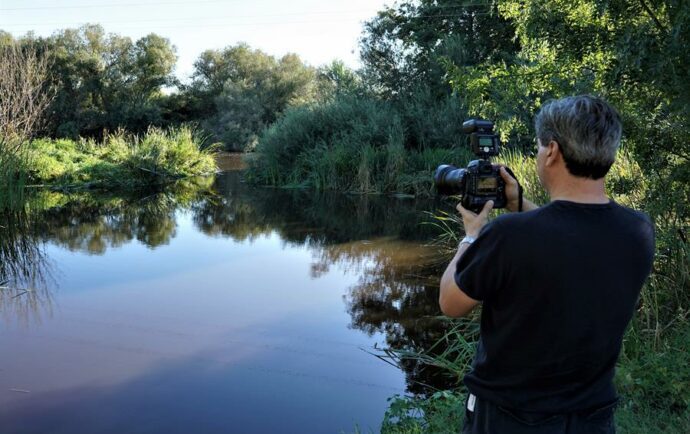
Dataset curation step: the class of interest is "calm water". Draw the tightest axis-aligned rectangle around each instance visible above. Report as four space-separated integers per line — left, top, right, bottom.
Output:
0 159 453 434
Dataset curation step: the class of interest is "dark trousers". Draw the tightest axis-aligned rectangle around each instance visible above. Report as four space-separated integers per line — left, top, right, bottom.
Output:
462 394 617 434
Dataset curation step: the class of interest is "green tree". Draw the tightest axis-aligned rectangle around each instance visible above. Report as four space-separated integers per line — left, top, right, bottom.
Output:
444 0 689 214
359 0 518 98
12 25 177 138
185 44 316 151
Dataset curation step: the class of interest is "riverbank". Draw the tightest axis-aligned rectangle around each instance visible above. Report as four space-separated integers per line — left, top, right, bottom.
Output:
0 127 216 210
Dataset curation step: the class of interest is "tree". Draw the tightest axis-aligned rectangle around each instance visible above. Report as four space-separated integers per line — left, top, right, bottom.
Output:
186 44 317 151
0 39 53 147
359 0 518 98
444 0 689 215
0 38 54 208
13 25 177 138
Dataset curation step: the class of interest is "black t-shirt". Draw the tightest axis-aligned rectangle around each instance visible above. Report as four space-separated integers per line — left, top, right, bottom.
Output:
455 200 655 413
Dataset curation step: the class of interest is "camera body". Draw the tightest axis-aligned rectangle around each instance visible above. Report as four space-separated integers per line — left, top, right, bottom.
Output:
434 119 507 212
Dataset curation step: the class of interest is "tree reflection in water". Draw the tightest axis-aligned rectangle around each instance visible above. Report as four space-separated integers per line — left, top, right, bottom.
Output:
4 171 460 393
0 178 213 324
31 177 214 254
193 172 460 394
0 210 54 326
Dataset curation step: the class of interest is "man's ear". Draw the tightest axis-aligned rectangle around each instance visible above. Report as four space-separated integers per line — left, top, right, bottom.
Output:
545 140 560 167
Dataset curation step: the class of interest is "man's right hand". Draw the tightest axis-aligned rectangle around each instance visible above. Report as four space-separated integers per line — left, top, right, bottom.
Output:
499 166 522 212
499 166 539 212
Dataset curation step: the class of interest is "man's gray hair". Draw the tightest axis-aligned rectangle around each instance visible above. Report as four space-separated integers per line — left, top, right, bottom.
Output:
535 95 622 179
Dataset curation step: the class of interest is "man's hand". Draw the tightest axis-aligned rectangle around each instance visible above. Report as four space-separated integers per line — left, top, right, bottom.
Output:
499 166 522 213
457 200 494 239
499 166 539 212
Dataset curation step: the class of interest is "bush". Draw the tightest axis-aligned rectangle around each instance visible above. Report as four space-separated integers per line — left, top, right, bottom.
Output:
247 93 474 194
25 126 217 190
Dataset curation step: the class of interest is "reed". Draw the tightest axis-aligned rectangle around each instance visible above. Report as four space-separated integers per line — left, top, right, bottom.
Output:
26 126 217 190
0 140 29 211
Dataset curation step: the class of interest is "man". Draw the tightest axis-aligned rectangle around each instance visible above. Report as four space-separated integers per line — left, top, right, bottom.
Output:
439 95 655 433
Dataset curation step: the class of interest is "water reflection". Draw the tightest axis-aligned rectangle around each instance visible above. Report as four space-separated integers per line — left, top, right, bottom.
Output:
31 178 214 254
0 210 54 326
193 172 439 247
194 173 458 394
338 241 456 394
2 168 458 432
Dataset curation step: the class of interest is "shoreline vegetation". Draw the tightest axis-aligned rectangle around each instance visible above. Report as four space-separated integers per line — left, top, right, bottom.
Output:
1 127 217 209
26 127 217 190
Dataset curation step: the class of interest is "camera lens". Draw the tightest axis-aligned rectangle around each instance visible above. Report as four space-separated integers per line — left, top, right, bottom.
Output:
434 165 466 195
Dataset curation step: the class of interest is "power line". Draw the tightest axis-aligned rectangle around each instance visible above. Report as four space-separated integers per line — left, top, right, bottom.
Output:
0 0 494 12
0 20 363 31
0 0 493 12
0 12 494 30
0 0 258 12
0 10 373 28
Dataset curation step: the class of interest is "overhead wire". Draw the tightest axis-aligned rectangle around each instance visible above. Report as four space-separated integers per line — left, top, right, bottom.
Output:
0 0 263 12
0 11 373 28
0 0 493 12
1 11 494 30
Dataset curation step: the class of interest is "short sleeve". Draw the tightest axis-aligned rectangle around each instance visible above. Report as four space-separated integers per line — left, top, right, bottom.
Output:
454 219 506 302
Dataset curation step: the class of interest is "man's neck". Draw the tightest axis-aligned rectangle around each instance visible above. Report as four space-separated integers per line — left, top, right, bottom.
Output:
548 176 609 204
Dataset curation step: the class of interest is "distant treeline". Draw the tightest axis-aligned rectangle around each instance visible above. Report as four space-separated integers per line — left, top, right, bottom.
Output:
0 26 327 151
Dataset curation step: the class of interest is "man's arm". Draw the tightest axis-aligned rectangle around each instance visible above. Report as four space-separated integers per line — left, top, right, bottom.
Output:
439 242 479 317
438 200 493 318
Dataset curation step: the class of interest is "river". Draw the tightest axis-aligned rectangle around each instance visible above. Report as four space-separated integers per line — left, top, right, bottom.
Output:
0 155 454 434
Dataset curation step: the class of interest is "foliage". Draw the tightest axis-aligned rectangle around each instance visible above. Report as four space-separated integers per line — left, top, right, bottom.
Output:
445 0 690 215
183 43 318 151
359 0 518 98
247 94 475 194
3 25 177 139
316 60 363 99
25 127 216 190
380 391 463 434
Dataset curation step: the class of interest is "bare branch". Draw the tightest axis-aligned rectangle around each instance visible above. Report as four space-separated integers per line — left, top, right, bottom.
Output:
639 0 668 34
0 43 55 152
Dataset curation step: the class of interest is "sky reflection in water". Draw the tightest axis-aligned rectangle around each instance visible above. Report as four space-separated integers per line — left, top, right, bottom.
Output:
0 169 451 434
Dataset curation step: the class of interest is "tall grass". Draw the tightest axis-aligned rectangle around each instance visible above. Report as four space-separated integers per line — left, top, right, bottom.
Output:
0 144 29 210
247 93 473 195
26 126 217 190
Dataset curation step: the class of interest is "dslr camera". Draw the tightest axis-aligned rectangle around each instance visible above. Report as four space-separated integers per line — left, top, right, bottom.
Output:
434 119 507 212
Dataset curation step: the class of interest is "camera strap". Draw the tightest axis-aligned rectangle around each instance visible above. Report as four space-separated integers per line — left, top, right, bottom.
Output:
503 167 524 212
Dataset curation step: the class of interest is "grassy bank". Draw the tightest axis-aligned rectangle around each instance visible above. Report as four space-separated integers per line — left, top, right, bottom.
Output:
0 127 217 211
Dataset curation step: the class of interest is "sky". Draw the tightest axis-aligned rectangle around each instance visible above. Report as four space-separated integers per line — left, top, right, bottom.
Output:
0 0 392 81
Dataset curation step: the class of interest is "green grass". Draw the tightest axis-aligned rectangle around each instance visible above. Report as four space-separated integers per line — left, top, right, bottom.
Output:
0 145 29 210
24 127 217 191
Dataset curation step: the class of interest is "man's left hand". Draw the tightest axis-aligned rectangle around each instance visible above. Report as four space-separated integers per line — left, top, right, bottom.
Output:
457 200 494 239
